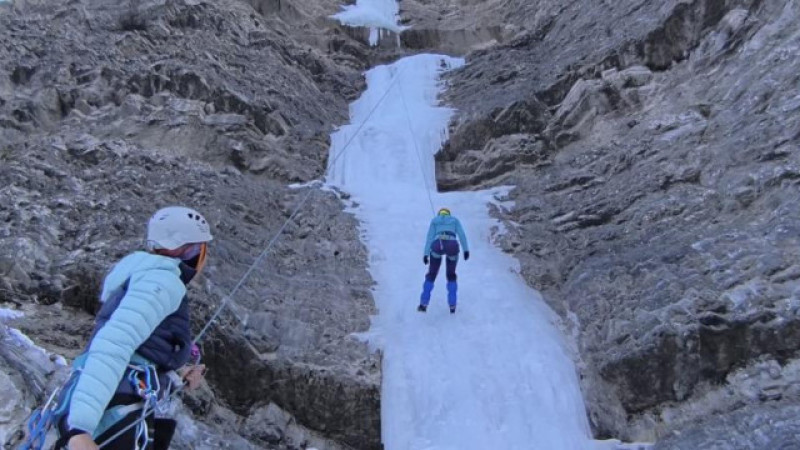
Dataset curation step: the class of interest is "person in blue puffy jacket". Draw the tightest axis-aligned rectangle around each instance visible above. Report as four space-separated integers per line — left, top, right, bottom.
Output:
59 206 213 450
418 207 469 314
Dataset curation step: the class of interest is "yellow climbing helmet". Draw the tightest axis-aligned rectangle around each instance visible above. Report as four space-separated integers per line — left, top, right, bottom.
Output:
438 208 451 216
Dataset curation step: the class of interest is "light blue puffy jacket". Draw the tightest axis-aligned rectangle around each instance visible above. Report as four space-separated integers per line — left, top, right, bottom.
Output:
423 215 469 256
67 251 186 434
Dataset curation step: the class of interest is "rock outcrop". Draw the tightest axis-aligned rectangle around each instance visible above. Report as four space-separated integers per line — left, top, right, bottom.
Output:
431 0 800 446
0 0 381 448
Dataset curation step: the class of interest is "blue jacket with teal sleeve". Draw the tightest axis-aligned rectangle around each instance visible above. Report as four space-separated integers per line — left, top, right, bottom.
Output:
67 251 187 435
423 215 469 256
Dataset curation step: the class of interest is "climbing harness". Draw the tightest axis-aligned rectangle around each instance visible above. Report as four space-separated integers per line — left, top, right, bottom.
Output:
438 231 456 240
99 363 161 450
71 361 162 449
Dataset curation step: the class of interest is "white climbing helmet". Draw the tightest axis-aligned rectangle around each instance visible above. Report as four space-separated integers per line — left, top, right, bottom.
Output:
146 206 213 250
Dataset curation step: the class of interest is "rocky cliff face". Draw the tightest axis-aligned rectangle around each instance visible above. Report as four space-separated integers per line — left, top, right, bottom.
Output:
0 0 382 448
431 0 800 446
4 0 799 448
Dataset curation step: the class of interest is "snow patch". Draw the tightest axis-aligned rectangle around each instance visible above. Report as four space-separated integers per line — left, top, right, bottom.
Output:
8 327 37 348
6 326 65 366
332 0 402 30
288 180 323 190
485 186 517 242
0 308 24 321
331 0 406 46
2 320 68 367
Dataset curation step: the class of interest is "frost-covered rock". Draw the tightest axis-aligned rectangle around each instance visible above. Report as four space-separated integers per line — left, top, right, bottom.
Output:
0 320 67 448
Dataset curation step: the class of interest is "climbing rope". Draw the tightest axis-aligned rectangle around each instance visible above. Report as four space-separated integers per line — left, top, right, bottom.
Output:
193 66 406 345
18 366 83 450
397 81 437 216
19 386 62 450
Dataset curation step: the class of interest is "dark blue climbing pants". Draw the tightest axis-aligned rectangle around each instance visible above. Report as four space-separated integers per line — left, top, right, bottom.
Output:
420 239 460 308
426 239 460 283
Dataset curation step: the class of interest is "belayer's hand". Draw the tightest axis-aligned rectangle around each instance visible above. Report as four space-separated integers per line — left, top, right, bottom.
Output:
180 364 207 391
68 433 99 450
464 251 470 261
423 255 429 265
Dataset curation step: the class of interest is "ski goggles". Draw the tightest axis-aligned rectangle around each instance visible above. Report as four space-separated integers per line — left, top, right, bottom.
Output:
179 242 208 273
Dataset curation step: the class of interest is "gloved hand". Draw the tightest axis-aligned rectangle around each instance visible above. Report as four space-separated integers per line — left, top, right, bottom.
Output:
179 364 207 391
423 255 429 265
464 251 470 261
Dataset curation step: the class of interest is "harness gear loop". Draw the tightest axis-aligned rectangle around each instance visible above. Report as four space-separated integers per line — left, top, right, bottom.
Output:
127 364 160 400
124 364 161 449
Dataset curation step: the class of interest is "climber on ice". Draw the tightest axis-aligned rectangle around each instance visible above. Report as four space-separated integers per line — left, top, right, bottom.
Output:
53 206 213 450
418 207 469 314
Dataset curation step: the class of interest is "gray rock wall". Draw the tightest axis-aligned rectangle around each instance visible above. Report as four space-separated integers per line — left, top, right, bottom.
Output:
0 0 381 448
430 0 800 446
